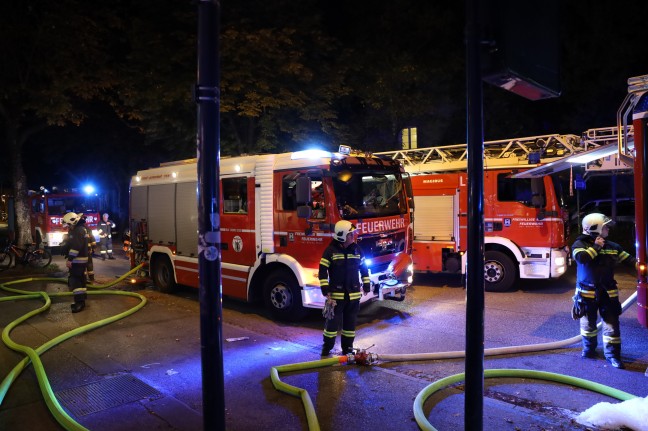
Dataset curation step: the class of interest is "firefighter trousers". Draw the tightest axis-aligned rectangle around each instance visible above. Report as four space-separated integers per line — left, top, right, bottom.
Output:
580 299 621 359
322 294 360 354
68 263 88 291
100 237 113 257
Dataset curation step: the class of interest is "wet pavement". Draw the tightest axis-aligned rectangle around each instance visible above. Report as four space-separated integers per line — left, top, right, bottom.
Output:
1 247 647 430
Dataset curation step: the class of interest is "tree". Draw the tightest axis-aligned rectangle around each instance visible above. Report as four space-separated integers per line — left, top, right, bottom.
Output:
319 1 466 150
0 0 124 245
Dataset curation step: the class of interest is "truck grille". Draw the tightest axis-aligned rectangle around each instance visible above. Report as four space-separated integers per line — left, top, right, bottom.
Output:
357 231 406 261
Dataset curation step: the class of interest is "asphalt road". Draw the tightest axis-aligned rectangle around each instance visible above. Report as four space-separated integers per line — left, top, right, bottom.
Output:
1 249 647 430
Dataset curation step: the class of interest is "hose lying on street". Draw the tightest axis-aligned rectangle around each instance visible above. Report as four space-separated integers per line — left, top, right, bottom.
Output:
0 264 146 431
271 291 640 431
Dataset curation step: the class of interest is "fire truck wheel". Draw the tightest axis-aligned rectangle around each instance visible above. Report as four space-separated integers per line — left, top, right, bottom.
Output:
152 256 177 293
484 250 516 292
263 269 307 321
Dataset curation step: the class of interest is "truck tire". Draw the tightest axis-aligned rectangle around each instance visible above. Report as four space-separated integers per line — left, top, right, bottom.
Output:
484 250 516 292
263 269 307 321
152 255 177 293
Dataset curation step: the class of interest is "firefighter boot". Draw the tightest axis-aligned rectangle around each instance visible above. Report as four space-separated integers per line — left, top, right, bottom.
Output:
321 338 335 357
108 254 115 260
606 357 625 369
71 288 87 313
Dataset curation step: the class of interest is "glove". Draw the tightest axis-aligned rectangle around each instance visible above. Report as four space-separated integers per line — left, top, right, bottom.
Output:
571 294 586 320
322 296 336 320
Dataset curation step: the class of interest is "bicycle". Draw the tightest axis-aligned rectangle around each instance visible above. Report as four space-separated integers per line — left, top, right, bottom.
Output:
0 240 53 271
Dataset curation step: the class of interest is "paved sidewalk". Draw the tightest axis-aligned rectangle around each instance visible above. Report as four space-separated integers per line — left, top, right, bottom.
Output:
1 251 647 430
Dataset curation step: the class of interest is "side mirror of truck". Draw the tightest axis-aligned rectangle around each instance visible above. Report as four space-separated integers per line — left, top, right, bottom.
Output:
297 205 312 219
295 176 312 205
530 178 546 208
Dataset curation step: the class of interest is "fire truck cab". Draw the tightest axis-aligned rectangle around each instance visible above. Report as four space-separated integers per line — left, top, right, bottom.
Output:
28 191 101 248
376 133 618 292
129 148 414 321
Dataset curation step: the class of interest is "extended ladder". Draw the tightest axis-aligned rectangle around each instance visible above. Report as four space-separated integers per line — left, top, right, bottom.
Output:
581 126 634 174
376 133 605 173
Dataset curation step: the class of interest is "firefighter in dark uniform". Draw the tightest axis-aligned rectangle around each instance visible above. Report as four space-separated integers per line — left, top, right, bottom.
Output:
62 212 89 313
571 213 636 369
319 220 371 356
98 213 116 260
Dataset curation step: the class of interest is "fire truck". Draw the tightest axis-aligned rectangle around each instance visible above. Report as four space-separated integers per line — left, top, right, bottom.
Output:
28 191 101 247
376 133 616 292
516 74 648 327
129 147 414 321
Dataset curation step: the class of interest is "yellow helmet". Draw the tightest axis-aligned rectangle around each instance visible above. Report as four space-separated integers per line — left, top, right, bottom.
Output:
62 212 82 226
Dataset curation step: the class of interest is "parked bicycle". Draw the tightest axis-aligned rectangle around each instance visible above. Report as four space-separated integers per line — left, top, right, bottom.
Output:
0 240 52 271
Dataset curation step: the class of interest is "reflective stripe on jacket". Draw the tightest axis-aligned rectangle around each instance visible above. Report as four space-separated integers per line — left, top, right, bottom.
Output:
318 240 370 298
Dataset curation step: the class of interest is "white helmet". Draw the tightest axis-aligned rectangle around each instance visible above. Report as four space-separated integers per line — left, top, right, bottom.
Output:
333 220 356 242
582 213 612 236
62 212 82 226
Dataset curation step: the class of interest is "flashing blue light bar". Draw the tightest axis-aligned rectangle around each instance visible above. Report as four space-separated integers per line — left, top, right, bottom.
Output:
83 185 96 195
291 149 333 160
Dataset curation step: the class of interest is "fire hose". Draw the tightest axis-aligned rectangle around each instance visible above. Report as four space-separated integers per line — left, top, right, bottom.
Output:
0 264 146 431
271 291 641 431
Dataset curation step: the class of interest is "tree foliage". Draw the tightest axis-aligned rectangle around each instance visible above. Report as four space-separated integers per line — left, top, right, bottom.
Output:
2 0 648 244
0 0 126 244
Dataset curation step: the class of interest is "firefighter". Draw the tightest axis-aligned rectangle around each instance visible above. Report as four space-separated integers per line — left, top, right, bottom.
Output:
571 213 636 369
319 220 371 356
98 212 116 260
62 212 89 313
84 222 97 282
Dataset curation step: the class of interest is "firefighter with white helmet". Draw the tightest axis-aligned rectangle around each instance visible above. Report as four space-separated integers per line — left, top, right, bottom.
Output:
319 220 371 356
571 212 636 368
61 212 89 313
98 212 116 260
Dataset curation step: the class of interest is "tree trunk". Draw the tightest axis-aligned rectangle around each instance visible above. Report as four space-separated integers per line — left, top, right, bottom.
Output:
7 125 34 247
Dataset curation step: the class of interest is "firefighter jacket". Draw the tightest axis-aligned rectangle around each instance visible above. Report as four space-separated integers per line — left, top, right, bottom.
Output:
66 224 89 264
98 219 115 239
571 233 636 300
84 225 97 251
319 240 371 301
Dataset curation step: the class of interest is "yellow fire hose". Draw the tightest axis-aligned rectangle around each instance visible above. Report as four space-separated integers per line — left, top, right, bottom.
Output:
0 264 146 431
271 292 641 431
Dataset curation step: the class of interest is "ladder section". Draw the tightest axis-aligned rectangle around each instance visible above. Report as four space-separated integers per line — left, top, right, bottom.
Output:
376 134 583 173
582 126 634 174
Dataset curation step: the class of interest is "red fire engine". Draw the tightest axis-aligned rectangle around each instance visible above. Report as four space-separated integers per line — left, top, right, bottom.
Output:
517 74 648 327
129 147 414 320
28 191 101 247
377 133 617 292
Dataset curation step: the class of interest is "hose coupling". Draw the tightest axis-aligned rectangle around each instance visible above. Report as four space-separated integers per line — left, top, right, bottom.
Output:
346 349 378 366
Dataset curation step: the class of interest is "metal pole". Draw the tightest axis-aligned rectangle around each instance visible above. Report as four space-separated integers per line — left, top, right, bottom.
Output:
196 1 224 430
465 0 485 429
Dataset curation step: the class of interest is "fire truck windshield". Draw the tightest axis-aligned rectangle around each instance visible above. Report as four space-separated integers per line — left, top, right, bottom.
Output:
47 195 99 215
333 170 407 219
